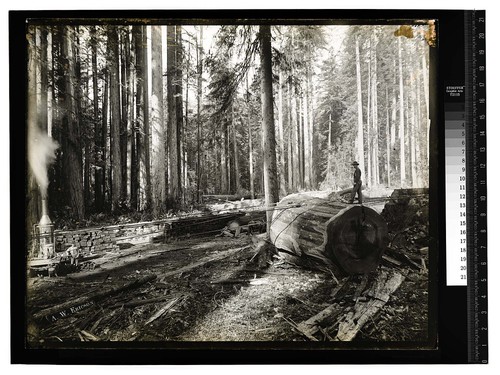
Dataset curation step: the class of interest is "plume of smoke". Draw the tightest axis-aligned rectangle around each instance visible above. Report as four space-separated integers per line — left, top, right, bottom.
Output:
28 120 58 199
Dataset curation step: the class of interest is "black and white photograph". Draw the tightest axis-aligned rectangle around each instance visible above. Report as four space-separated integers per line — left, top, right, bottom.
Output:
24 18 434 348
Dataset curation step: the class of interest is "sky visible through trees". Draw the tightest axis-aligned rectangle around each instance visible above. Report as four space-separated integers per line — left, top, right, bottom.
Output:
26 22 432 226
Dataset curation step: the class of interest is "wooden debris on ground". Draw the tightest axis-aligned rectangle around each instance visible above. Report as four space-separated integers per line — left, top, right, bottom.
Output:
295 303 342 341
335 270 406 341
80 330 101 341
32 274 157 323
144 296 183 325
293 269 406 342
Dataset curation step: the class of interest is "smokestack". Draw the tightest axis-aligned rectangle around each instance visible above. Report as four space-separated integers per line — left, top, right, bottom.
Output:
39 198 52 225
37 198 55 259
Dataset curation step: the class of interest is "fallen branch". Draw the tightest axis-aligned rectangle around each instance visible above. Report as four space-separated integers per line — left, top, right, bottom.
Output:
330 277 350 299
317 325 335 341
89 316 104 333
80 330 100 341
282 316 319 342
145 296 182 325
401 253 424 270
382 254 403 267
352 274 369 301
238 269 290 276
209 279 248 285
295 303 342 340
32 274 157 323
249 278 269 286
122 296 169 308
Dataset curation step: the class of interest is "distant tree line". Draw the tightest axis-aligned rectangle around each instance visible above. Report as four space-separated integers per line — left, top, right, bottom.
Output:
26 23 432 229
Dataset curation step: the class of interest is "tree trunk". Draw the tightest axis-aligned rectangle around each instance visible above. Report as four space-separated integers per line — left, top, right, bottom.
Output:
307 67 316 189
166 25 179 207
73 27 91 214
120 28 129 203
91 26 104 211
220 122 228 194
278 70 287 196
398 37 406 187
183 43 190 204
62 26 84 220
246 74 255 199
196 25 204 203
232 105 240 193
287 82 294 190
391 56 397 155
326 111 332 179
39 26 48 133
372 36 379 186
391 56 397 149
227 120 231 193
259 25 280 233
366 50 372 187
291 86 299 191
130 26 140 210
151 25 166 215
142 26 152 210
416 67 424 186
83 65 91 211
303 91 310 189
174 25 183 206
102 69 109 208
269 193 388 276
298 96 304 189
410 71 417 188
421 51 430 168
385 85 391 187
27 26 40 240
355 36 364 175
108 27 122 212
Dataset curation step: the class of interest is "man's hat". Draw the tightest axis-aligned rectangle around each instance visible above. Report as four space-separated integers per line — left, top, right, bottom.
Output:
351 161 359 166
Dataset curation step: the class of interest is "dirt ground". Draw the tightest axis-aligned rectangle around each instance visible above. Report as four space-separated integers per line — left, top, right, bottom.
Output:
26 193 430 347
27 239 429 347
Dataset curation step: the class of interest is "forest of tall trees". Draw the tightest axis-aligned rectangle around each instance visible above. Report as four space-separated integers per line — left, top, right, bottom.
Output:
26 23 432 226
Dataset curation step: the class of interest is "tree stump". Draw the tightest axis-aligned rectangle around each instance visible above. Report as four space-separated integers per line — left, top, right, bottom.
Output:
269 192 388 276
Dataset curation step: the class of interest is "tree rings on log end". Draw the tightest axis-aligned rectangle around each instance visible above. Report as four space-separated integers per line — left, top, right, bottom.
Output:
325 205 388 275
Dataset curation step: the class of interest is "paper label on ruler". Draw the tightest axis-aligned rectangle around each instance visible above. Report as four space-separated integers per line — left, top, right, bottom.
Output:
445 86 467 286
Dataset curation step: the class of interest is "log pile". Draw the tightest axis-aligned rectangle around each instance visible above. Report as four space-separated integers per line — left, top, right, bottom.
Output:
56 229 121 253
167 212 247 239
51 212 249 255
269 192 388 277
54 222 169 253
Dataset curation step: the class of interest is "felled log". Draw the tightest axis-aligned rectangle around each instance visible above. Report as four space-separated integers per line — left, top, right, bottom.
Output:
202 194 262 203
269 192 388 276
167 212 245 239
203 194 246 201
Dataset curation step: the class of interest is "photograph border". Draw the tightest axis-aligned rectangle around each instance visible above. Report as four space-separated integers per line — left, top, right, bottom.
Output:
10 8 467 364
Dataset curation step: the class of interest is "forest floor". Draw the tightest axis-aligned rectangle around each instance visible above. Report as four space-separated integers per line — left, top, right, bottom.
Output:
26 195 430 347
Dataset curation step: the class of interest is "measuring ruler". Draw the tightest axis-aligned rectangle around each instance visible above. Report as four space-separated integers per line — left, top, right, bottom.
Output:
465 10 487 364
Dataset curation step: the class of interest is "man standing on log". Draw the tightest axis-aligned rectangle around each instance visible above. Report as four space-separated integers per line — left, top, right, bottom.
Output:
349 161 363 204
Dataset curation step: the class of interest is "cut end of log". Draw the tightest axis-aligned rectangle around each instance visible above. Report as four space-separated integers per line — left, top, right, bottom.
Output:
325 206 388 275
